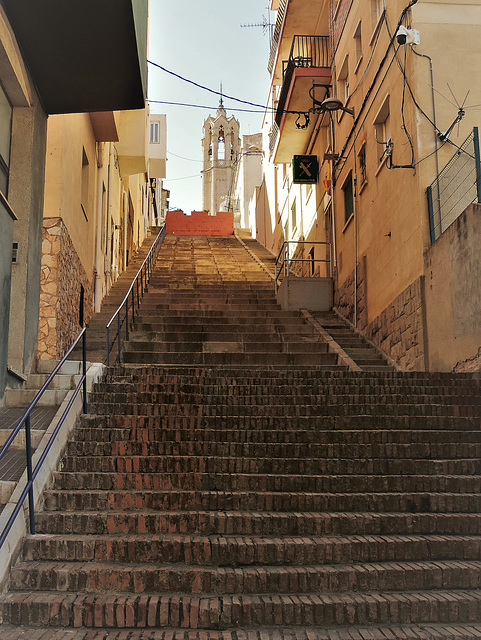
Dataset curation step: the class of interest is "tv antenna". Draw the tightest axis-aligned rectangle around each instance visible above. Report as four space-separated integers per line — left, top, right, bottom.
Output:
241 14 275 45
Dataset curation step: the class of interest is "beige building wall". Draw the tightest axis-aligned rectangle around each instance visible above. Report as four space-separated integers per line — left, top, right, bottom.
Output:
39 110 155 359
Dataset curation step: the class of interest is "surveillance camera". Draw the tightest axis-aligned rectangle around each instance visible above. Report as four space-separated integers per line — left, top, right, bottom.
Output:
396 25 408 45
395 25 420 46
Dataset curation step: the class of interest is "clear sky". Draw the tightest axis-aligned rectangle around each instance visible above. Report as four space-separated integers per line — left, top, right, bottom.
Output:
147 0 273 213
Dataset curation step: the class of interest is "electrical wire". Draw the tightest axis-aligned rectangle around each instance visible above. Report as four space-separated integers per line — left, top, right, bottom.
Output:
149 99 266 114
167 150 203 163
148 60 272 111
164 174 201 181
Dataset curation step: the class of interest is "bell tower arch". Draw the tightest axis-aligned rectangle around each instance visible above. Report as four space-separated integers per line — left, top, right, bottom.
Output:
201 99 240 213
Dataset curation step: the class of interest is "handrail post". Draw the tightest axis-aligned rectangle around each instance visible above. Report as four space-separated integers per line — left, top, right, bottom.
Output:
125 299 129 342
131 288 135 325
82 330 87 414
106 326 110 368
25 415 35 535
118 311 122 363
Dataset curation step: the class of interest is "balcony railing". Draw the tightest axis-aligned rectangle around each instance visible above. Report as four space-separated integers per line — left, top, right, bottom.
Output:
275 35 330 127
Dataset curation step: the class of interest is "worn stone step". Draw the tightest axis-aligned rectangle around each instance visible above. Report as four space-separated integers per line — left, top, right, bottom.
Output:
11 560 481 595
121 352 342 366
2 589 481 628
123 341 329 354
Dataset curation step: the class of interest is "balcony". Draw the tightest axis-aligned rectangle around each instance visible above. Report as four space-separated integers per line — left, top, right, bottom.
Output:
271 35 331 164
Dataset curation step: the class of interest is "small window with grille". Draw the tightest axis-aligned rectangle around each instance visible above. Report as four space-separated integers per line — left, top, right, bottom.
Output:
12 241 18 264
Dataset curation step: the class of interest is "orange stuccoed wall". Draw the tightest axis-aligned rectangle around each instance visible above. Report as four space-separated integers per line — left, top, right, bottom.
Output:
165 210 234 236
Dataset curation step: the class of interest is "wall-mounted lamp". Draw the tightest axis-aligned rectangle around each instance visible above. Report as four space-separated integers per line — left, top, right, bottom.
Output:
319 97 355 117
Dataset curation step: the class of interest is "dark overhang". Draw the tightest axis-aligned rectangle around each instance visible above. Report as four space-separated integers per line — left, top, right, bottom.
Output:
1 0 148 114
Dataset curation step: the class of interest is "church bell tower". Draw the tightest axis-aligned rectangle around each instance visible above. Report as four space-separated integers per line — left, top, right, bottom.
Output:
201 98 240 214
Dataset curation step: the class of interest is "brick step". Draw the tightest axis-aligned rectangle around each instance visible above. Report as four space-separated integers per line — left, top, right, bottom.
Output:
138 303 283 311
106 369 481 390
87 413 481 431
131 332 321 343
121 353 343 367
135 310 302 319
132 325 318 337
11 560 481 595
85 390 481 406
97 376 481 394
62 444 481 475
85 402 481 418
123 342 329 355
81 407 479 432
38 502 481 536
60 451 481 479
48 481 481 512
3 589 481 628
3 625 481 640
67 433 481 452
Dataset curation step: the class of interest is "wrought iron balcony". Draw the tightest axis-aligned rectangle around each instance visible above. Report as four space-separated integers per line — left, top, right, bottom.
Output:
276 36 330 127
271 35 331 163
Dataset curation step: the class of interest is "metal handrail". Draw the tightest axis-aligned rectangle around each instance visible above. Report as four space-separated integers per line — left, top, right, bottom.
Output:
275 241 331 291
0 327 88 548
106 224 166 366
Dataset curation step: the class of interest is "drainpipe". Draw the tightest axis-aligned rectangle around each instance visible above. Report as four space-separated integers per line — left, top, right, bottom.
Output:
94 143 103 313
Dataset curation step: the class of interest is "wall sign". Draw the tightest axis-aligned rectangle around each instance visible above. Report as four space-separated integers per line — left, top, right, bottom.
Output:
292 155 319 184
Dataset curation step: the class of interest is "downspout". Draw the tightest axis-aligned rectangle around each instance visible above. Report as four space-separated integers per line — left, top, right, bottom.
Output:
94 142 103 313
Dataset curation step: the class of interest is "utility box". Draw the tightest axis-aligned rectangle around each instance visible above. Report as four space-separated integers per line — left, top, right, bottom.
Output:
277 276 332 311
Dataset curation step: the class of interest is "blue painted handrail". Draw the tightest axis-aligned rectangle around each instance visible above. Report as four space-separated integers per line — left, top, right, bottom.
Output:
106 225 166 366
0 327 88 548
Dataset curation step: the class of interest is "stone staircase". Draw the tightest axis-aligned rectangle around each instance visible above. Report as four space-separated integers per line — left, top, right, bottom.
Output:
1 235 481 638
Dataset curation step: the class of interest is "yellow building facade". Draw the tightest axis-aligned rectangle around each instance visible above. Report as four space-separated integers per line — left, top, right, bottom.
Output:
257 0 481 371
38 108 166 359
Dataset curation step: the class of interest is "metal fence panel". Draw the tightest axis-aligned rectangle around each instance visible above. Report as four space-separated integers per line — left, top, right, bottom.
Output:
428 128 480 243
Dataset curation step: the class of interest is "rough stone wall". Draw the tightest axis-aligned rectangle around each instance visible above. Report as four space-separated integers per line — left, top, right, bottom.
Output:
366 277 427 371
334 255 368 329
38 218 93 359
335 257 427 371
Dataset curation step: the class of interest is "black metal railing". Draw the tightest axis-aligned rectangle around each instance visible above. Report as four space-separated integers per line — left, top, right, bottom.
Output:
106 224 166 366
275 241 331 291
427 127 481 243
0 328 88 547
275 35 330 127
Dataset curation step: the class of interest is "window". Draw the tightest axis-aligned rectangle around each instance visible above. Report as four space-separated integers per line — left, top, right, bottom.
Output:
0 84 12 196
150 122 160 144
12 241 18 264
354 22 363 72
371 0 383 32
358 144 367 187
81 148 89 220
218 128 225 160
342 173 354 223
337 56 349 105
373 96 391 164
309 247 315 275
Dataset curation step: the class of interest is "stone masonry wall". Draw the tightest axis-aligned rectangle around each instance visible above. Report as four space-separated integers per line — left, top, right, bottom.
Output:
334 255 368 330
38 218 93 359
366 277 427 371
335 257 427 370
